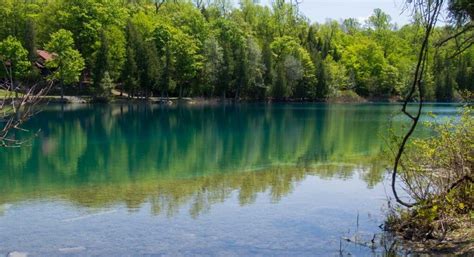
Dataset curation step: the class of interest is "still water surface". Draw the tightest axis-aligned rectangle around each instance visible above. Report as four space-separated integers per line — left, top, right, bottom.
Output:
0 103 461 256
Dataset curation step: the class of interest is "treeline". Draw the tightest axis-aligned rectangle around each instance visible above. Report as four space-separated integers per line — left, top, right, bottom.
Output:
0 0 472 101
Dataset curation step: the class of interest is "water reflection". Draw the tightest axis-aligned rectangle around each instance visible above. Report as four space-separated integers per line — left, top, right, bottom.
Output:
0 103 452 216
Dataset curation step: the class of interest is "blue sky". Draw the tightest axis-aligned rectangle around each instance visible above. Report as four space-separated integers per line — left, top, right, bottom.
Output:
256 0 413 25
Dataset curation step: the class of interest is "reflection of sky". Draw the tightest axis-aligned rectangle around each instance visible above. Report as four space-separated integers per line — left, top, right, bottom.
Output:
256 0 448 26
0 176 389 256
0 103 460 255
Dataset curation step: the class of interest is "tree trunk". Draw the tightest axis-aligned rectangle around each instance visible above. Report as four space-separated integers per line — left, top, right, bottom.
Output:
60 81 64 101
235 86 240 100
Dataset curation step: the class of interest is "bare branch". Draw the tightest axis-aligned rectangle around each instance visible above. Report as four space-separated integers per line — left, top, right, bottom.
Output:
1 64 53 147
392 0 445 208
435 24 474 47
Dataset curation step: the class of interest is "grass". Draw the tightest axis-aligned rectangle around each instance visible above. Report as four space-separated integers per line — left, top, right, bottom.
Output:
0 89 24 98
0 89 11 97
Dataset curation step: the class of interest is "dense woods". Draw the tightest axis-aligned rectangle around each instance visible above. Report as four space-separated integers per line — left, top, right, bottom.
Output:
0 0 473 101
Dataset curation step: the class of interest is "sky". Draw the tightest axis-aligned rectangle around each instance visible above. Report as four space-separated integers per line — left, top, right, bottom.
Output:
257 0 414 25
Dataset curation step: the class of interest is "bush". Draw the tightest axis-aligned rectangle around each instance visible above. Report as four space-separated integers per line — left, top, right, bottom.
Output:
96 71 114 98
386 106 473 244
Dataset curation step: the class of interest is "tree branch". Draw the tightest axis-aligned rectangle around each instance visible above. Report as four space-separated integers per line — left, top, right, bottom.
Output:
392 0 444 208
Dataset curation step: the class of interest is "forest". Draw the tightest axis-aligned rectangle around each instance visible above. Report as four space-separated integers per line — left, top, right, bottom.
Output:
0 0 473 101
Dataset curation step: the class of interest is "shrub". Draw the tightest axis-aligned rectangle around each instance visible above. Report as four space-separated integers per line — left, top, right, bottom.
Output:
387 106 473 243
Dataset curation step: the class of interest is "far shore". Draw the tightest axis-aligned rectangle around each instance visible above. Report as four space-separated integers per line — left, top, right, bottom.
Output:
28 94 403 105
36 95 468 105
3 93 466 105
3 89 467 105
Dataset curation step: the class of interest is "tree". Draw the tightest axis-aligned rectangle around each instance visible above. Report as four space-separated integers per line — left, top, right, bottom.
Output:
211 0 234 16
0 0 471 102
45 29 85 100
245 37 265 99
367 9 398 59
93 26 126 89
45 0 128 72
391 0 473 208
271 36 316 99
341 35 396 96
202 36 224 96
172 30 202 98
93 30 109 89
121 45 139 98
141 42 160 98
98 71 114 98
342 18 361 35
23 19 37 62
121 21 141 98
0 37 51 148
213 18 245 98
0 36 30 85
367 8 392 31
323 55 350 94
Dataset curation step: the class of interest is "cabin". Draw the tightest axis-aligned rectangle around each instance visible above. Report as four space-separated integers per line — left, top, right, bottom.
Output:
35 49 55 76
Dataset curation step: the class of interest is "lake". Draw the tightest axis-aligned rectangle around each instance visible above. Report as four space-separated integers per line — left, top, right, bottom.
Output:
0 103 461 256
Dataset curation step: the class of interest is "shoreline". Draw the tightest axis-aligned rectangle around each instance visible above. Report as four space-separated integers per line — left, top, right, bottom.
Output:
38 95 464 105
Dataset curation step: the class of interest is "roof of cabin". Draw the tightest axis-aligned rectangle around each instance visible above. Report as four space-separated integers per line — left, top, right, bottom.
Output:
36 50 54 61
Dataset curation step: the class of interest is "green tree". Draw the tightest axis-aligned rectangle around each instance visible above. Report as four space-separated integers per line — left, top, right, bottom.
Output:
121 45 139 98
23 19 37 62
93 30 109 89
323 55 350 94
245 37 265 99
202 36 223 96
341 35 399 97
271 36 316 99
0 0 471 101
0 36 31 91
45 0 128 71
121 22 141 98
98 71 114 98
367 8 392 31
45 29 85 100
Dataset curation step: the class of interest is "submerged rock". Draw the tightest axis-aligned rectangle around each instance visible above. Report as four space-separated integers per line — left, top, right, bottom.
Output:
58 246 86 253
7 252 28 257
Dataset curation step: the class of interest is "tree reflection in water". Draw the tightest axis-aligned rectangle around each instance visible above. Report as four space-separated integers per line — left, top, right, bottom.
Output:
0 104 397 217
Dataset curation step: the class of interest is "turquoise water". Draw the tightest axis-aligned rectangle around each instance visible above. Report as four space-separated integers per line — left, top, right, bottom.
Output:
0 103 461 256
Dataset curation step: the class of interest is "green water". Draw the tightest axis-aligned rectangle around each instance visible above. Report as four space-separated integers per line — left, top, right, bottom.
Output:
0 103 461 256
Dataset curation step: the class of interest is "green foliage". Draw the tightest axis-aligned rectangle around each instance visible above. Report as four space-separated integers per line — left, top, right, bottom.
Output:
0 36 31 80
97 71 113 98
342 35 386 96
367 8 392 31
202 36 223 96
93 26 126 87
44 0 128 69
448 0 474 25
121 46 139 96
45 29 85 85
271 36 316 98
387 107 474 240
0 1 472 100
323 55 350 94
